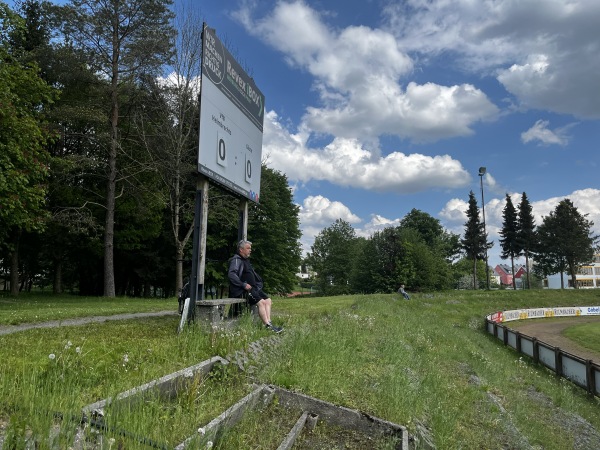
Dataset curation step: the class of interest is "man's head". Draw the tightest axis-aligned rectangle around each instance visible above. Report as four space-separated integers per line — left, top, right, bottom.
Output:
237 240 252 258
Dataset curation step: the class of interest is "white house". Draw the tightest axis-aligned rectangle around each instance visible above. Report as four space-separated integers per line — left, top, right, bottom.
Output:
545 253 600 289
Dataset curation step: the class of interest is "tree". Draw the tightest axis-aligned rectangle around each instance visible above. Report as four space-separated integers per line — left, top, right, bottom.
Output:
401 208 461 261
516 192 536 289
307 219 358 295
499 194 519 289
247 166 302 295
1 3 56 295
460 191 489 289
62 0 175 296
133 3 203 295
535 199 597 288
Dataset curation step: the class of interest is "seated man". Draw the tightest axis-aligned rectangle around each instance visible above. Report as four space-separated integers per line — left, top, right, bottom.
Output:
398 284 410 300
228 240 282 333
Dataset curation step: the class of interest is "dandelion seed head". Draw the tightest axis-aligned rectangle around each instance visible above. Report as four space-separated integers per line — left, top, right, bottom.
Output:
49 353 56 360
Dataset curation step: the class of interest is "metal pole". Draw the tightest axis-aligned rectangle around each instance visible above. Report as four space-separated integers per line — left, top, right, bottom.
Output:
479 169 490 290
178 188 203 332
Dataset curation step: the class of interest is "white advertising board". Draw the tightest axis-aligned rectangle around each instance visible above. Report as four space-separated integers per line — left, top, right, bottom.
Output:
487 306 600 323
198 25 265 202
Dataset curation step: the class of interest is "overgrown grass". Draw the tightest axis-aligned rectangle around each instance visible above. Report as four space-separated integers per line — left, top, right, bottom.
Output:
0 292 173 325
1 289 600 448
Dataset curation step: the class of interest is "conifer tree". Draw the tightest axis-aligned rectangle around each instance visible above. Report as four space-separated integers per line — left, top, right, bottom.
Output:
516 192 536 289
461 191 487 289
499 194 519 289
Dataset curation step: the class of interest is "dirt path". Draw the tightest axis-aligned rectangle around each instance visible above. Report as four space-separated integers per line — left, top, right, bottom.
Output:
0 311 177 336
508 316 600 363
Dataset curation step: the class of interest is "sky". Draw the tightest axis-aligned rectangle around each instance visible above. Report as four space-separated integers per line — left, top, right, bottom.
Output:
8 0 600 267
192 0 599 267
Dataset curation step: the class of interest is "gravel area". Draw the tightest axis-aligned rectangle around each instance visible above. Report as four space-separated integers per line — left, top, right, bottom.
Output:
507 316 600 363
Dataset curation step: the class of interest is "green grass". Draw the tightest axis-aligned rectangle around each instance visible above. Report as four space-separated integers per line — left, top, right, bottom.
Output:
1 289 600 449
563 321 600 353
0 292 173 325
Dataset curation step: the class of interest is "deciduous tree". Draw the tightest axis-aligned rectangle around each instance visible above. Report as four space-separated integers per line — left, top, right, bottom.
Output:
307 219 358 295
1 3 56 294
535 199 597 288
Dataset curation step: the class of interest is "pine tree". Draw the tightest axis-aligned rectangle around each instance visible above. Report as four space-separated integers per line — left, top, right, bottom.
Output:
64 0 175 296
461 191 487 289
499 194 519 289
516 192 536 289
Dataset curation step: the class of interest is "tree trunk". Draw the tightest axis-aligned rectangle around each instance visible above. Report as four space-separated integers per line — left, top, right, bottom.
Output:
568 262 578 289
104 29 120 298
525 252 531 289
10 241 19 297
53 257 63 294
510 255 516 290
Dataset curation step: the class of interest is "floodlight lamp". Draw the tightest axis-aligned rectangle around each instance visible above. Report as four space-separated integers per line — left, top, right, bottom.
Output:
478 167 487 176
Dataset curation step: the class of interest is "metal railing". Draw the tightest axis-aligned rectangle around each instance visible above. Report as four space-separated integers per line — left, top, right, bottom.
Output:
485 306 600 397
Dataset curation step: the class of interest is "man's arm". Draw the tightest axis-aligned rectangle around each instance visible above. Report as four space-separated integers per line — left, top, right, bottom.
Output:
228 257 248 291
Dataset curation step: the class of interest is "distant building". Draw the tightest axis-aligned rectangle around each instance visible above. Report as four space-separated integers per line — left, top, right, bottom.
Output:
494 263 527 288
296 263 315 280
545 254 600 289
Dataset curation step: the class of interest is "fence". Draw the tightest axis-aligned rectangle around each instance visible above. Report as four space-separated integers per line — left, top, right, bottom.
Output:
485 306 600 397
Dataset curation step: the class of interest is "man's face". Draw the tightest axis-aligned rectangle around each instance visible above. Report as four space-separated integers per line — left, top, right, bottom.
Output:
240 244 252 258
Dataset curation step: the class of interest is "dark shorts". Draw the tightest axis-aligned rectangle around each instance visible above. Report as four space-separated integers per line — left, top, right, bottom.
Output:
247 287 269 306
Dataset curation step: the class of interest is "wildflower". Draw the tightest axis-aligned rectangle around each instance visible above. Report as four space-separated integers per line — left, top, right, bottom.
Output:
65 341 73 350
206 441 213 448
49 353 56 360
123 354 129 363
76 347 82 354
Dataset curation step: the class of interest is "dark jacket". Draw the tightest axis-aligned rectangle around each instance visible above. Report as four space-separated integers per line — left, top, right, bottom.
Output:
228 253 263 298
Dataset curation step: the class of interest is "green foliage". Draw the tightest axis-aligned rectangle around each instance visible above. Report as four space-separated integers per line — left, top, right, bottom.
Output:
535 199 598 287
401 208 461 261
461 191 492 289
499 193 519 288
517 192 537 289
307 219 359 295
0 5 56 247
247 166 302 295
453 257 488 289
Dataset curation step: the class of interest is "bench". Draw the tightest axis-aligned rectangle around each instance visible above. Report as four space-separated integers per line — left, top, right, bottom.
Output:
195 298 257 327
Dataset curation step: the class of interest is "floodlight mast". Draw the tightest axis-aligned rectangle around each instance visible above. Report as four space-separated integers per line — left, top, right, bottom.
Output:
478 167 490 290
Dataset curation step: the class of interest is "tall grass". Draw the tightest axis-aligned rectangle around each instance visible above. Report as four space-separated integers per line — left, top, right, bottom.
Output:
1 289 600 448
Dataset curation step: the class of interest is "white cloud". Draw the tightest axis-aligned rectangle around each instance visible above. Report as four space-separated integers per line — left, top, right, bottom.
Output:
237 1 499 143
521 119 573 146
298 195 361 226
439 188 600 265
263 111 472 194
383 0 600 119
297 196 407 254
297 195 361 254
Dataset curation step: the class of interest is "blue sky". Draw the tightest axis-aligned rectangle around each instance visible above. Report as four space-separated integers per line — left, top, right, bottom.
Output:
194 0 599 267
9 0 600 267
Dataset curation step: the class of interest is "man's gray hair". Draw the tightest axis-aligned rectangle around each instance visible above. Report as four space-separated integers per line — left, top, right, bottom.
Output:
237 239 252 250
